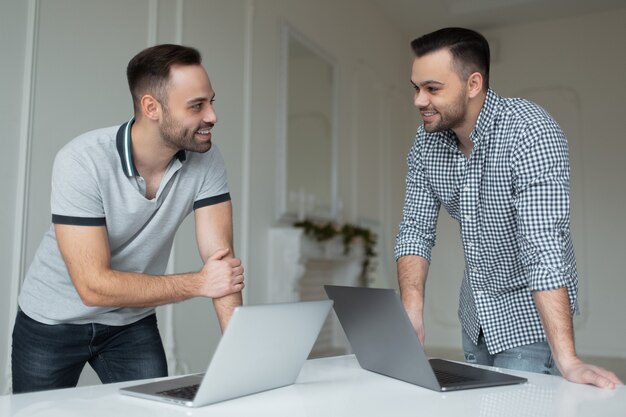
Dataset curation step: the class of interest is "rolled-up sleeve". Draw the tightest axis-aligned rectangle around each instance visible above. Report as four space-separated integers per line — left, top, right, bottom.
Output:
512 118 577 293
394 137 441 262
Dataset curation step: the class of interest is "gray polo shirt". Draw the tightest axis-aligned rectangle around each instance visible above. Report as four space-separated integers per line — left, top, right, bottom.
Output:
19 118 230 325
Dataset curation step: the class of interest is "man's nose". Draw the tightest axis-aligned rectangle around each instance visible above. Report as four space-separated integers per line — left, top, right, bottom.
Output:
204 106 217 125
414 91 429 108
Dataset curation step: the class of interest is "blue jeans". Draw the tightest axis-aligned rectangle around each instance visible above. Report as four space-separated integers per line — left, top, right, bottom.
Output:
462 329 560 375
11 310 168 394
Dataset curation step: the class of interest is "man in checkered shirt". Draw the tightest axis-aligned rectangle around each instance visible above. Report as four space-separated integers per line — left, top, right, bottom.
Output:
395 27 622 389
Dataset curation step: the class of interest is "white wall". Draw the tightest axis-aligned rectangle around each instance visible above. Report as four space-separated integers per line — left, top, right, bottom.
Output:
423 8 626 360
0 0 412 393
245 0 414 304
0 0 29 396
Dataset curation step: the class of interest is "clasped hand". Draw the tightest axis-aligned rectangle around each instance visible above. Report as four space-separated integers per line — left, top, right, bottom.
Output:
198 248 245 298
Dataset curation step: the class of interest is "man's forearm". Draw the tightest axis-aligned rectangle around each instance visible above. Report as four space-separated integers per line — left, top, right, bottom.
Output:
193 201 243 332
532 287 578 370
74 268 203 308
534 287 624 388
72 249 242 308
201 247 242 331
213 292 243 331
397 255 430 342
397 255 429 311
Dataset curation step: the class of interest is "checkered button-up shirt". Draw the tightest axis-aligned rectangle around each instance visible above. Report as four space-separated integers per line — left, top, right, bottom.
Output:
395 89 578 354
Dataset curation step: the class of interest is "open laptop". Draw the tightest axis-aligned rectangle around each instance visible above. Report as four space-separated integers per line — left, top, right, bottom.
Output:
324 285 527 391
120 300 333 407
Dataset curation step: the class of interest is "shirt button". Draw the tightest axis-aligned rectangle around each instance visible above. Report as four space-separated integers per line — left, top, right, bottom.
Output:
466 241 473 249
463 186 470 192
138 177 145 183
464 215 472 221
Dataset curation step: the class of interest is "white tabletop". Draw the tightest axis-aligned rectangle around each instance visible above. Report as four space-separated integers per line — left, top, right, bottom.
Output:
2 355 625 417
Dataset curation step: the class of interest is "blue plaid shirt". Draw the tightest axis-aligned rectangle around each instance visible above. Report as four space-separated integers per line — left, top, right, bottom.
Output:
395 89 578 354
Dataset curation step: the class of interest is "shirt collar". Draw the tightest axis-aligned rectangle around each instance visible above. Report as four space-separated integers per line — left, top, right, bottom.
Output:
470 88 500 145
116 117 187 177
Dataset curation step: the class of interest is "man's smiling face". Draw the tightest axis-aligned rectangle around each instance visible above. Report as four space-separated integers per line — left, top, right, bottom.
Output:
411 48 470 134
159 64 217 153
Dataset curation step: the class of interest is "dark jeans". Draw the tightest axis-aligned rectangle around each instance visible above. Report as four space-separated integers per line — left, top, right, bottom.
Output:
12 310 168 394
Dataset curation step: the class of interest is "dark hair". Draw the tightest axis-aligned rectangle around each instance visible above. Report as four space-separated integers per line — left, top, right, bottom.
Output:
411 27 490 89
126 44 202 113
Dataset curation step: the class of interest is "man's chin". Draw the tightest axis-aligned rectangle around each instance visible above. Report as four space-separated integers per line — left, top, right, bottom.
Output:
194 142 213 153
423 124 438 133
186 137 212 153
194 143 212 153
423 121 447 133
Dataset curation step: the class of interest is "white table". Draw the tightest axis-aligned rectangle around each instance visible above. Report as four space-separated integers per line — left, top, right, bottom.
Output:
2 355 624 416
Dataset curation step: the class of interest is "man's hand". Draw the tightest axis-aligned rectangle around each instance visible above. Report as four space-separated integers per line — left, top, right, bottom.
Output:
198 248 244 298
533 288 623 389
560 359 623 389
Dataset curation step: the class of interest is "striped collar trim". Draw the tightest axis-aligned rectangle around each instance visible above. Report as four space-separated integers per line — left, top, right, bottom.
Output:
116 117 187 177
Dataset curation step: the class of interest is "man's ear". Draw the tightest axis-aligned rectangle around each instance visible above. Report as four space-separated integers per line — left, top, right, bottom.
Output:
140 94 161 121
467 72 484 99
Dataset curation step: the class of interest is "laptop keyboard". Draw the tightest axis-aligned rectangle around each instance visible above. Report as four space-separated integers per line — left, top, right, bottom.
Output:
157 384 200 400
433 368 476 385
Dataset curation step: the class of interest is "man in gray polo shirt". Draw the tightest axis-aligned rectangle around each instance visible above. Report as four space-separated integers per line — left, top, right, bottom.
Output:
12 44 244 393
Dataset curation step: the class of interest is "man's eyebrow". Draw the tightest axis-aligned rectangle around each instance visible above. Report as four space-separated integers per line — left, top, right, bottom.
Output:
187 94 215 104
411 80 445 88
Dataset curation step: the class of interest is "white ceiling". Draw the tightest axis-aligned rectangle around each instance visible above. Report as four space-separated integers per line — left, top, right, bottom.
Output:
369 0 626 39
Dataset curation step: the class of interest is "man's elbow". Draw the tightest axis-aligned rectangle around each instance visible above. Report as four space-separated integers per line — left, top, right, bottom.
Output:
70 273 108 307
75 285 105 307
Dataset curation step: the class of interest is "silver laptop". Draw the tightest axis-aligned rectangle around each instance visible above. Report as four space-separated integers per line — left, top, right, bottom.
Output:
324 285 527 391
120 300 333 407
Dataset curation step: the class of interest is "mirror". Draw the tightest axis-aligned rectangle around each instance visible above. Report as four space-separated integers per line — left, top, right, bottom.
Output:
277 24 338 221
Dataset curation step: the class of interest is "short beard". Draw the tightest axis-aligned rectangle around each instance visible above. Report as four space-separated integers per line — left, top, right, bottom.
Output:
423 89 467 133
160 106 212 153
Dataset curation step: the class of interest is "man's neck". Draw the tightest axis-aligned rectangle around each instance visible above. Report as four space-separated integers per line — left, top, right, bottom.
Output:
130 118 178 177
